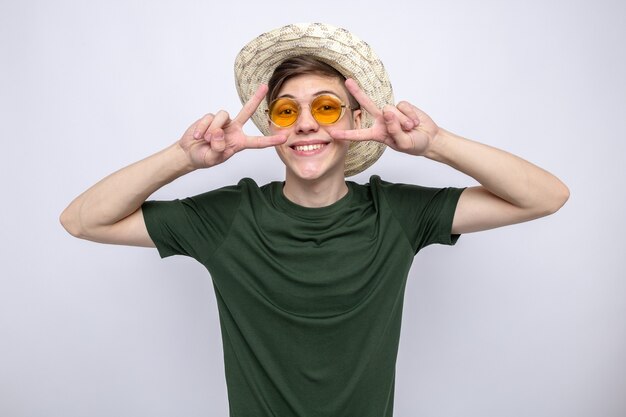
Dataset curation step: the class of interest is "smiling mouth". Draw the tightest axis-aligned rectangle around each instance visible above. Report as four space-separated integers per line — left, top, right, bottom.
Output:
292 144 325 152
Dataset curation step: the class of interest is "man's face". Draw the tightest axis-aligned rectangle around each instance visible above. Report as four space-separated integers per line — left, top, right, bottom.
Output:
268 73 361 182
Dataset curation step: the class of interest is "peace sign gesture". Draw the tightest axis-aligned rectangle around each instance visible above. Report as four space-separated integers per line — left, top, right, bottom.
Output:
179 85 286 169
330 79 440 157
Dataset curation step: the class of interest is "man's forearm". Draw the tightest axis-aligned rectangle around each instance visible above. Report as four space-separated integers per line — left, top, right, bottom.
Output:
60 143 194 238
424 128 569 215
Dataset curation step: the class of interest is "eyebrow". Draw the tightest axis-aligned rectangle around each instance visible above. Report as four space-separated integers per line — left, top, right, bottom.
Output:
278 90 341 99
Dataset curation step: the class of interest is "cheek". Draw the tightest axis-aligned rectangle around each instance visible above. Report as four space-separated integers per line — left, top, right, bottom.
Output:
273 143 291 165
268 121 291 136
334 139 350 155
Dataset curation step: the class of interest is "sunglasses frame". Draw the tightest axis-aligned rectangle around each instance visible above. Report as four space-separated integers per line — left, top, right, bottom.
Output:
265 94 353 128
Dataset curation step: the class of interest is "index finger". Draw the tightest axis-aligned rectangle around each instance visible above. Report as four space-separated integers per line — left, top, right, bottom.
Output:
345 78 382 117
330 127 378 142
233 84 268 125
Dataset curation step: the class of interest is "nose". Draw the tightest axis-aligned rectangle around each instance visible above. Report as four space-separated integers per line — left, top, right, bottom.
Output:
295 106 319 134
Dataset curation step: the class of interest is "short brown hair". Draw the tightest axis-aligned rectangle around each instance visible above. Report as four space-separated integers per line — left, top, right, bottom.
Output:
267 56 360 110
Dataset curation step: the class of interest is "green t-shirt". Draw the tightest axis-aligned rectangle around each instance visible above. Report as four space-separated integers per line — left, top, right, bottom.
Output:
142 175 464 417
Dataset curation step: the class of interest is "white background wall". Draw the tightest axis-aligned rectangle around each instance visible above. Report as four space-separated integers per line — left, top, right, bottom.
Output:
1 0 624 416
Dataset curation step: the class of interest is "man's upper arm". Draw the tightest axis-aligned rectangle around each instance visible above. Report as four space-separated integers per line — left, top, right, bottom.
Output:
451 186 548 235
88 208 155 247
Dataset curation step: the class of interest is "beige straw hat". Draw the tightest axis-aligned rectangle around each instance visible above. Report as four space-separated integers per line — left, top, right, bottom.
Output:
234 22 394 177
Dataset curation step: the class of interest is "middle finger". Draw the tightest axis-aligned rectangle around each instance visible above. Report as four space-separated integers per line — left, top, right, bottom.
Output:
205 110 231 140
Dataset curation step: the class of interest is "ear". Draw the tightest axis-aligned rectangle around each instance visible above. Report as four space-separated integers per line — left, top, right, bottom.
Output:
352 109 362 129
267 119 276 135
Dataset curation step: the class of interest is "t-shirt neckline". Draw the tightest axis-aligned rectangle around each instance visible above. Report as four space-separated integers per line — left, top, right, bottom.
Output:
271 181 355 219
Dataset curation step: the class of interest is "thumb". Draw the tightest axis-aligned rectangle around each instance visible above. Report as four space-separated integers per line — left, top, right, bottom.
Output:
243 134 287 149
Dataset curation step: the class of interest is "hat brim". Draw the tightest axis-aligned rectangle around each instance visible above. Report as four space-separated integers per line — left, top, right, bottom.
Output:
234 23 394 177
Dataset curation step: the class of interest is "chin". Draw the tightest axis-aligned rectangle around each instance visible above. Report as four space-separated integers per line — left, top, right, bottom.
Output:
291 166 327 181
287 162 343 182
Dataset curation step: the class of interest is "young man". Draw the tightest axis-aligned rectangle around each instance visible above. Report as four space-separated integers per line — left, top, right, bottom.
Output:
60 23 568 417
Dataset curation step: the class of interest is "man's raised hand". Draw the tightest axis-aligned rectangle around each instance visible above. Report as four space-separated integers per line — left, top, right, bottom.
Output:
179 84 286 169
330 79 440 157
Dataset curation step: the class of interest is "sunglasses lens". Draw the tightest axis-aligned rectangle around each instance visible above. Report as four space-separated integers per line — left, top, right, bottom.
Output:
311 95 343 124
269 98 299 127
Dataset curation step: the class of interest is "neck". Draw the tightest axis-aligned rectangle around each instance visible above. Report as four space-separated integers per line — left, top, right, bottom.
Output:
282 171 348 208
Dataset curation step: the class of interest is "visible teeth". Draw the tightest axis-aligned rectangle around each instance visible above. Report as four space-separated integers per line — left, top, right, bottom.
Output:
294 144 324 152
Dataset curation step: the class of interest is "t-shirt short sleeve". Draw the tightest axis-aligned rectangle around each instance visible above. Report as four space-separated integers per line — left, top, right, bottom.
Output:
372 176 465 253
141 184 242 261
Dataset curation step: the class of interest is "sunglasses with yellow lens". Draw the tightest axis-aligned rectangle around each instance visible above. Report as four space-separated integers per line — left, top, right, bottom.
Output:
266 94 352 128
